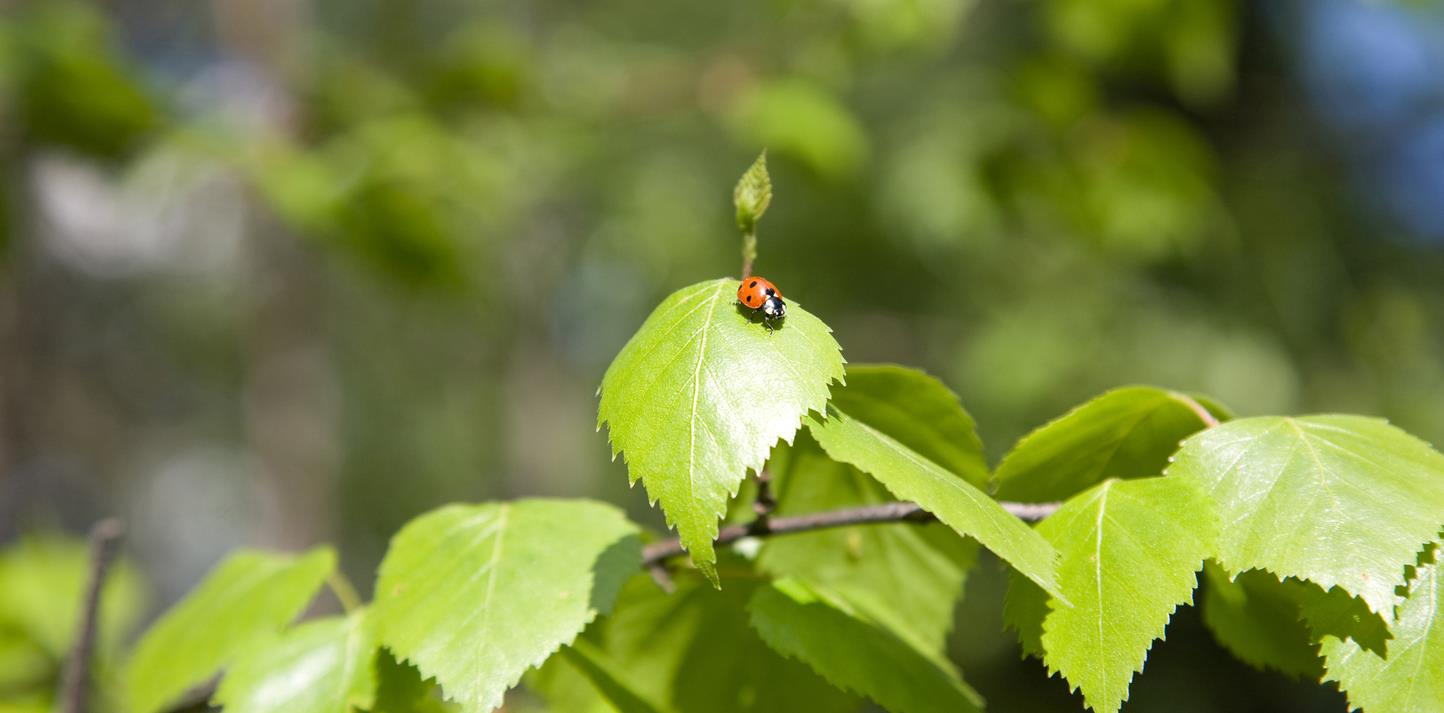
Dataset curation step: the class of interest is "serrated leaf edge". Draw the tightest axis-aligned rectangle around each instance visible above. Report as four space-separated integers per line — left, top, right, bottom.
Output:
375 502 638 713
391 611 604 713
595 280 845 579
1170 415 1442 618
1040 569 1203 713
1035 479 1214 713
1318 538 1444 713
1199 563 1328 679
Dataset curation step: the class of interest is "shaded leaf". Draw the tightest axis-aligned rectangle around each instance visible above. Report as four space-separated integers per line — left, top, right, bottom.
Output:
805 405 1062 599
125 548 335 713
369 648 446 713
749 578 983 713
372 499 641 712
557 639 666 713
215 610 376 713
599 278 844 584
1198 564 1391 680
758 430 976 653
993 386 1225 501
1199 565 1322 679
1292 580 1391 658
524 648 617 713
1006 477 1214 713
1001 573 1047 661
1166 415 1444 614
531 570 857 713
827 365 989 487
1322 543 1444 713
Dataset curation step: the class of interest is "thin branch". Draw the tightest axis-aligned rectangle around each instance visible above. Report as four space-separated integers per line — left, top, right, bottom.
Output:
749 469 776 534
641 499 1060 567
60 518 125 713
645 559 676 593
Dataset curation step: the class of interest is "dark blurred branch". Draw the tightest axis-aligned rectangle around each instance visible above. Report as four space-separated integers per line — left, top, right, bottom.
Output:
640 499 1059 567
60 518 125 713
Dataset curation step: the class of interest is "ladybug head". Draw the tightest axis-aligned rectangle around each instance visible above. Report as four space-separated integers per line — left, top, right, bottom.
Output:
761 295 786 321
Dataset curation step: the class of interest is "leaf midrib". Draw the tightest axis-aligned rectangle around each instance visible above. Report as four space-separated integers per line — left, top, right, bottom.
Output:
685 281 727 531
1093 481 1111 701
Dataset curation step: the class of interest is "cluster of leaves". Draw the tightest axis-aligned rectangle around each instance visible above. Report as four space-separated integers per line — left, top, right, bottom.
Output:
590 257 1444 713
14 161 1444 713
79 304 1444 713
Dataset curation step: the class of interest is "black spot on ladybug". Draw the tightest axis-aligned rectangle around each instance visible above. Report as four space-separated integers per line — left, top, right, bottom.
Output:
749 280 758 288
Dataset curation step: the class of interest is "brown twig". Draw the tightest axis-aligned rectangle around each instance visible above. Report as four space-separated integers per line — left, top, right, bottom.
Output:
60 518 125 713
749 469 777 534
640 499 1060 567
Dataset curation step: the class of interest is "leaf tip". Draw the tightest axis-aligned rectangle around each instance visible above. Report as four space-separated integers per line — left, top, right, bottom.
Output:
697 559 721 589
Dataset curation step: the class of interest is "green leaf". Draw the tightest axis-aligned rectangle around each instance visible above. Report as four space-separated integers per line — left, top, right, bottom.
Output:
1291 579 1392 658
524 650 616 713
556 639 666 713
0 629 52 692
1322 543 1444 713
1166 415 1444 615
733 150 772 235
0 535 147 658
828 365 989 487
993 386 1225 502
125 547 336 713
749 578 983 713
1199 565 1322 679
372 499 641 712
1006 477 1215 713
805 405 1062 600
1001 573 1048 660
531 570 857 713
214 610 377 713
370 649 446 713
1197 564 1391 680
599 278 844 584
758 430 977 653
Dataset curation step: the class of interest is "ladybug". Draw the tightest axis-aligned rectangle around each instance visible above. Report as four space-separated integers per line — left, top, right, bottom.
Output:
737 276 786 330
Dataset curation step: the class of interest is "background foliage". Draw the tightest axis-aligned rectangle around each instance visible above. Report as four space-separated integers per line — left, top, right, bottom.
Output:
5 0 1444 711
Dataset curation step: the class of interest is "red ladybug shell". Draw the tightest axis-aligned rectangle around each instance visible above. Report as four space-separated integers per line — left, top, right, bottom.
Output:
737 277 780 309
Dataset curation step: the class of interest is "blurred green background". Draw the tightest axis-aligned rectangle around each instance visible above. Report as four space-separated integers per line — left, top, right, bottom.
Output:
3 0 1444 710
